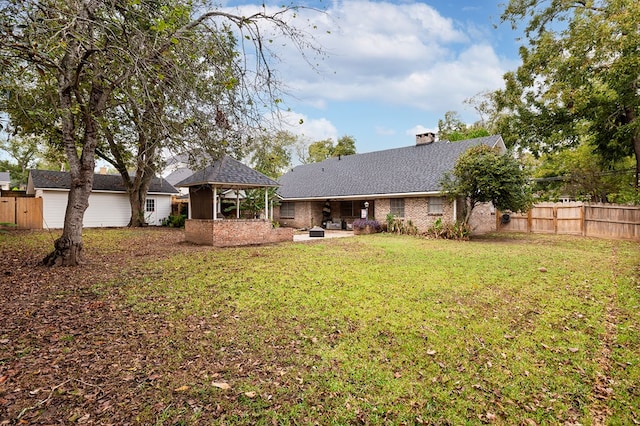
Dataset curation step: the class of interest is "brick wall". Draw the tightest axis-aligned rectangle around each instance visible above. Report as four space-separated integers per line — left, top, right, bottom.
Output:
274 197 496 234
274 201 323 229
373 197 456 232
185 219 294 247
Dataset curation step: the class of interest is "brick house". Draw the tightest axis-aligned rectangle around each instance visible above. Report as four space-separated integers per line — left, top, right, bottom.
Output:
275 134 506 234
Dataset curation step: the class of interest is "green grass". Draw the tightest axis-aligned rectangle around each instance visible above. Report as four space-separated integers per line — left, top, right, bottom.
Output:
6 229 639 424
114 232 640 425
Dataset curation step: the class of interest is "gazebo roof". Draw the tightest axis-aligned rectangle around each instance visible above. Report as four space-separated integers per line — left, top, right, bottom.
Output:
175 155 279 189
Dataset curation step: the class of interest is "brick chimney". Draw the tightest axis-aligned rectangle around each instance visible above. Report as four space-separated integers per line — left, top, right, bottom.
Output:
416 132 436 145
99 166 108 175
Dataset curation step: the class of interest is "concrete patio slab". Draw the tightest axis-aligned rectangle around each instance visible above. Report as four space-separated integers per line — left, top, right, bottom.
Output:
293 230 354 242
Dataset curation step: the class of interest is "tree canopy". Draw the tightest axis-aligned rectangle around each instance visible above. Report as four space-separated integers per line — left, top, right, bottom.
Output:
0 0 322 265
531 143 636 203
440 145 532 225
437 111 490 142
495 0 640 191
303 135 357 163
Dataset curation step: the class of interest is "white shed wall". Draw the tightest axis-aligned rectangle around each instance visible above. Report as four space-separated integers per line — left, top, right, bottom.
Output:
39 190 172 228
144 194 172 226
38 190 68 229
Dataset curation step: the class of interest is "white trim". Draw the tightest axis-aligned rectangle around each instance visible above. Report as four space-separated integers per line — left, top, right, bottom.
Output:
213 186 218 220
236 190 240 218
264 190 268 220
31 187 175 196
453 197 457 222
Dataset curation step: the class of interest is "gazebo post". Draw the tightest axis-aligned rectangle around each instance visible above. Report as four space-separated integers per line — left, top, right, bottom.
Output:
213 186 218 220
187 190 192 219
236 190 240 219
264 189 268 221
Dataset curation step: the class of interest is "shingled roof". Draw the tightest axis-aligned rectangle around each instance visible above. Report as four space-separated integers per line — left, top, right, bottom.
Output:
175 155 279 189
28 169 178 194
277 135 505 200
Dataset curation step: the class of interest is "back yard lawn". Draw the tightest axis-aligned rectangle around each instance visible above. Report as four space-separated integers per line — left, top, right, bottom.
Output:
1 228 639 425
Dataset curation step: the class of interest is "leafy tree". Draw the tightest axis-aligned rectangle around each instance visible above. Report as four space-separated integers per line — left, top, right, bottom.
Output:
307 139 335 163
533 142 636 203
242 130 297 220
0 0 321 265
304 135 357 163
250 130 296 179
0 133 39 188
496 0 640 192
94 21 245 227
440 145 533 225
437 111 490 142
333 135 357 157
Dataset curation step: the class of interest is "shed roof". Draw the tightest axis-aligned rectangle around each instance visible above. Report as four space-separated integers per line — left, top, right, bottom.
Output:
277 135 505 200
175 155 279 189
28 169 178 194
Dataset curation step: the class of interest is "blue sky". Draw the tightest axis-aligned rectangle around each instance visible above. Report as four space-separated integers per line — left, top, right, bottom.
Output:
227 0 524 156
1 1 524 167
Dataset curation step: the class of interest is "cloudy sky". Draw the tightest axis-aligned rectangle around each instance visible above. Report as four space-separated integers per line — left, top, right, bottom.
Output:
226 0 523 154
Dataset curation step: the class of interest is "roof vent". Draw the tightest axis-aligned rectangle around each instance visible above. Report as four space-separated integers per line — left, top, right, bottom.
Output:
416 132 436 145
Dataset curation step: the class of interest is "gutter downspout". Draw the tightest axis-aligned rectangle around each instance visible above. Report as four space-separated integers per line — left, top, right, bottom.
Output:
453 196 457 222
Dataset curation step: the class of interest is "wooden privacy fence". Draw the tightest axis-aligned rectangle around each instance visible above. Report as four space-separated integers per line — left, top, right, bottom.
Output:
498 202 640 241
0 197 43 230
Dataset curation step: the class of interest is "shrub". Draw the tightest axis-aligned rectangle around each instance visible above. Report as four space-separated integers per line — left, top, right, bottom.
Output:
385 214 418 235
351 219 382 231
161 214 186 228
424 218 470 240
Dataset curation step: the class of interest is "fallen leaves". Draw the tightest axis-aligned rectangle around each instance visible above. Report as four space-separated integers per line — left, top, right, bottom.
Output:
211 382 231 390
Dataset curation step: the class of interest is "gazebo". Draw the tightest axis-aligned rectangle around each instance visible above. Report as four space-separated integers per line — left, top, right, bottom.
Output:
176 156 293 246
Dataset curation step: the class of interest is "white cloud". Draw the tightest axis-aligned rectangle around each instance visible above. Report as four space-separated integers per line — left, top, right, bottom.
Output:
223 0 518 148
406 125 436 137
278 110 338 142
232 1 512 112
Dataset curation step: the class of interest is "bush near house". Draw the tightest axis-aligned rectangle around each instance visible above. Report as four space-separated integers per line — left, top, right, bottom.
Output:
351 218 382 234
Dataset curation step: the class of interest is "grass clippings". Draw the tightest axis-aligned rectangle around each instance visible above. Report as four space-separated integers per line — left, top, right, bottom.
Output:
0 228 638 425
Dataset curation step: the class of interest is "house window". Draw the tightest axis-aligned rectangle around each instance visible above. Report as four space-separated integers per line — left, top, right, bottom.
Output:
428 197 444 214
145 198 155 212
280 202 295 219
390 198 404 217
340 201 370 218
340 201 355 217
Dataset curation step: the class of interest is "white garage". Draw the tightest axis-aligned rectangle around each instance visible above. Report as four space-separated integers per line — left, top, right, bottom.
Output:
27 170 178 229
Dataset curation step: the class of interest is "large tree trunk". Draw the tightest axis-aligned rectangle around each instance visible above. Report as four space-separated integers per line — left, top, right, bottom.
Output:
43 168 94 266
128 172 153 227
43 24 105 266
